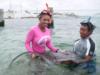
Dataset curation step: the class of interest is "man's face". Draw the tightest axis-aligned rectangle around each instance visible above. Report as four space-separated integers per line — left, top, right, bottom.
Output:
80 25 91 38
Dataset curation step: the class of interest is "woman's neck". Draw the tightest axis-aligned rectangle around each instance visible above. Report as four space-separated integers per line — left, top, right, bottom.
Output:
39 24 46 32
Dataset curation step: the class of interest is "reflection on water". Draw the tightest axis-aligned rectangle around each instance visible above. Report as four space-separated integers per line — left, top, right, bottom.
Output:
0 27 4 32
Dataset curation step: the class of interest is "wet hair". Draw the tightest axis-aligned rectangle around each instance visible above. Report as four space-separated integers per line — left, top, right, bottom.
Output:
80 21 96 33
38 10 52 20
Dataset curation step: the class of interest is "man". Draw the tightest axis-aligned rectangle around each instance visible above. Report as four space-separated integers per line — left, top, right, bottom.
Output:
61 21 96 75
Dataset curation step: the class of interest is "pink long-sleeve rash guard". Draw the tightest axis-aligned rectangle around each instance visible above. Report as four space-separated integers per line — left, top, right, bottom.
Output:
25 25 58 54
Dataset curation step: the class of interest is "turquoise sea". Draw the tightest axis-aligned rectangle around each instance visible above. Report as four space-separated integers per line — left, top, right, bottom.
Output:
0 16 100 75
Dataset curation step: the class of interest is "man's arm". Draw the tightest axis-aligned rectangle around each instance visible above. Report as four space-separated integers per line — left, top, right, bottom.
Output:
78 55 92 63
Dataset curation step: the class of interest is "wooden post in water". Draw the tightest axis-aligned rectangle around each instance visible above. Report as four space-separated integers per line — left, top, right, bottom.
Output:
0 9 4 27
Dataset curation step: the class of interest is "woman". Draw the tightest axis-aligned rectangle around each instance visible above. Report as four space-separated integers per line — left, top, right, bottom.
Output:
25 11 58 59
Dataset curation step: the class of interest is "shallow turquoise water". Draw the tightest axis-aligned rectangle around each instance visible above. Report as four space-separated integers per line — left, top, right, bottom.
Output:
0 16 100 75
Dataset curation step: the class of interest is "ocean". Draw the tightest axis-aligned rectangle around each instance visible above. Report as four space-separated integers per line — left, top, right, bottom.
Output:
0 16 100 75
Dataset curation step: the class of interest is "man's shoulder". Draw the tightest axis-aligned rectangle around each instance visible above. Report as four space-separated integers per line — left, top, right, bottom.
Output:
89 38 95 44
88 38 95 56
74 39 80 44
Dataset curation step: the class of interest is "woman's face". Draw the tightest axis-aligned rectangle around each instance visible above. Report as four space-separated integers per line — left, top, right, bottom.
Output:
39 15 51 28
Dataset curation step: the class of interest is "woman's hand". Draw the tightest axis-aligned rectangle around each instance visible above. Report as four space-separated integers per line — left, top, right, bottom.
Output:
31 54 36 59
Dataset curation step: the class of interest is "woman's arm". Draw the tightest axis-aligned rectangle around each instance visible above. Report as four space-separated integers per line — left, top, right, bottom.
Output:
46 40 58 52
25 29 34 54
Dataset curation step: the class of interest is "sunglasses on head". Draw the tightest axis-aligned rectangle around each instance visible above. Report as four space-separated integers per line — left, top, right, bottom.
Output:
41 11 52 16
41 10 48 13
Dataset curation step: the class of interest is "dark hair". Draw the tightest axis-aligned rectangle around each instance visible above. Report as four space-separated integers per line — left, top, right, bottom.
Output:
80 21 96 33
38 10 52 19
